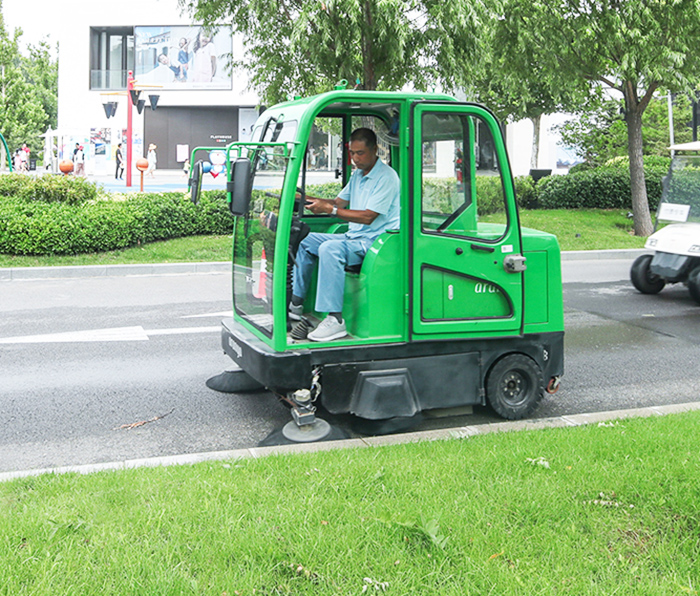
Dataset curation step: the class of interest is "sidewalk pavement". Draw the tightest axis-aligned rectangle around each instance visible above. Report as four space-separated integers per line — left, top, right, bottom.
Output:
90 168 222 194
87 167 326 194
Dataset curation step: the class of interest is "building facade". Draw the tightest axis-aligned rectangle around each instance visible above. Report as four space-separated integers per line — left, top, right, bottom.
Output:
54 0 570 178
55 0 259 175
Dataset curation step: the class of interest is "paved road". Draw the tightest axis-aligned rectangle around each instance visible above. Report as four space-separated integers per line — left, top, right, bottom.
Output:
2 252 699 473
0 270 290 472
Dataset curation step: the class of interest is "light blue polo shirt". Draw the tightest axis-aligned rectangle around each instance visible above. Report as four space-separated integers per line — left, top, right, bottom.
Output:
337 157 400 243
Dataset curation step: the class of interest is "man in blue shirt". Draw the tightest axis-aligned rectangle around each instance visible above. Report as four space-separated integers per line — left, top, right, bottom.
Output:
290 128 400 341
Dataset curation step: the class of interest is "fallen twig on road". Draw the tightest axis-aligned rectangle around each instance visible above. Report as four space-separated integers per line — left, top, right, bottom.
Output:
114 408 175 431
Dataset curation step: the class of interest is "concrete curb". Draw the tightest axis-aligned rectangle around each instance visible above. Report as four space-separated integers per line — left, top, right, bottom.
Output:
1 249 647 281
560 248 647 261
2 401 699 483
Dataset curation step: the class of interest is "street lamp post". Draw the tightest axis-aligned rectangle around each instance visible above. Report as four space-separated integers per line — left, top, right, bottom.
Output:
104 72 159 187
127 71 134 187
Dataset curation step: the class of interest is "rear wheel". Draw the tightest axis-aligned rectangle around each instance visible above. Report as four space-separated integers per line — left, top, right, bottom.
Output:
486 354 544 420
688 266 700 305
630 254 665 294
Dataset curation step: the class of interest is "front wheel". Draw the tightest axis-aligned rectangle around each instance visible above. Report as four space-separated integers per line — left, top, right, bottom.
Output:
688 266 700 305
486 354 544 420
630 254 665 294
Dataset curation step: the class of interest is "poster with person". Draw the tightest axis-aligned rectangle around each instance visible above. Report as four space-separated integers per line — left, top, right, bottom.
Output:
134 26 233 90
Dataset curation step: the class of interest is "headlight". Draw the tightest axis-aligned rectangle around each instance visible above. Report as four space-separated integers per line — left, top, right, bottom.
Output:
689 245 700 253
648 238 657 247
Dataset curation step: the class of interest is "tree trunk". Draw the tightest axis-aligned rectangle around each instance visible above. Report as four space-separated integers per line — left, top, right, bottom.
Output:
530 114 541 169
361 0 377 89
624 95 654 237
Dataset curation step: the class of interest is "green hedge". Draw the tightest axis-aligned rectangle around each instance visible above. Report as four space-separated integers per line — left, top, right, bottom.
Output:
537 158 670 210
664 166 700 217
0 156 678 257
0 190 233 256
419 176 535 217
0 173 99 205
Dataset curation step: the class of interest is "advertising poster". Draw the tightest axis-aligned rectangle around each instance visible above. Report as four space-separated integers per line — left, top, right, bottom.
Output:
134 26 233 90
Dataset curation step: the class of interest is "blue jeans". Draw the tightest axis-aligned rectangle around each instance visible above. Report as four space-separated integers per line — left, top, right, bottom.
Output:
292 233 369 313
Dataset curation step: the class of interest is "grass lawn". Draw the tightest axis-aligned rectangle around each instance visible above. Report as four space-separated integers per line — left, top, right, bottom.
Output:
2 411 699 595
517 208 647 251
0 210 645 269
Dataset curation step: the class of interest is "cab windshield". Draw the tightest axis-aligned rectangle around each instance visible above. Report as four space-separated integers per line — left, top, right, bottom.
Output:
232 118 297 337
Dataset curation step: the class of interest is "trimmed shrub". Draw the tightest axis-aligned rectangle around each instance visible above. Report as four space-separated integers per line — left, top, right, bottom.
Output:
474 176 506 215
30 175 99 204
420 176 524 216
0 190 233 256
537 158 669 211
0 174 34 200
0 173 99 204
306 182 342 200
513 176 537 209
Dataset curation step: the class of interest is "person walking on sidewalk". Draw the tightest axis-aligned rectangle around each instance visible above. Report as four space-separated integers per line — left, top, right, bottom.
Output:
74 145 86 177
115 143 124 179
146 144 157 178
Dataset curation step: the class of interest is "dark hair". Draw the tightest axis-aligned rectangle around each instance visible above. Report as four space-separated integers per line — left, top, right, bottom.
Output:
350 127 377 149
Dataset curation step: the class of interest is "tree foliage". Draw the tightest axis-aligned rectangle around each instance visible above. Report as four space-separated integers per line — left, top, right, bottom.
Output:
0 4 57 159
496 0 700 236
178 0 485 104
556 94 694 166
22 40 58 132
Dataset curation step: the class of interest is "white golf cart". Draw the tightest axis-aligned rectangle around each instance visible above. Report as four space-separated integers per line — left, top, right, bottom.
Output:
631 141 700 304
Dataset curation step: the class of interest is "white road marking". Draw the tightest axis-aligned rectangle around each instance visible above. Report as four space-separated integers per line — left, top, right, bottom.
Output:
0 325 220 344
181 311 233 319
146 326 220 336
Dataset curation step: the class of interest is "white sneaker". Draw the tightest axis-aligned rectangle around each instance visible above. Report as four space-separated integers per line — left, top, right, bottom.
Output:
307 316 347 342
289 303 303 321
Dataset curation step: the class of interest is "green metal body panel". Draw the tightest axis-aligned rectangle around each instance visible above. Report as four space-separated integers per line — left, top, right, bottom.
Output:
521 227 565 332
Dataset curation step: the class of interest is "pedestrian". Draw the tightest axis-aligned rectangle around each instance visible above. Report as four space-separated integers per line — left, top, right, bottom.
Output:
13 149 23 172
18 147 28 172
115 143 124 179
74 145 85 177
146 143 157 177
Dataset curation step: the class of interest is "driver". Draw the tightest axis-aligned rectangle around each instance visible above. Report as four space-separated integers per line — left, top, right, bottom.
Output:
289 127 400 341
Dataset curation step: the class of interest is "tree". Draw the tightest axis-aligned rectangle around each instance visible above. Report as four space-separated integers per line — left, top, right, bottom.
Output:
556 94 694 166
497 0 700 236
473 54 583 170
0 4 57 160
21 40 58 132
178 0 485 105
473 14 588 170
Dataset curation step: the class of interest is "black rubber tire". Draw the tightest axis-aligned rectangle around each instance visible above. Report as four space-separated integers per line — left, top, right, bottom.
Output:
630 254 665 294
486 354 544 420
688 266 700 305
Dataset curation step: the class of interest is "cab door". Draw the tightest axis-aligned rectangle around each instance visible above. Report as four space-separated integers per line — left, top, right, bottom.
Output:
411 102 523 339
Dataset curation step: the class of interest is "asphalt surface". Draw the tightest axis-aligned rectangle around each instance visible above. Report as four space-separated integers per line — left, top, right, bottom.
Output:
3 247 700 481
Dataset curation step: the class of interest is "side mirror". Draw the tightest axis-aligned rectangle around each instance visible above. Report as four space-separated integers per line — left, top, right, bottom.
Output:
227 157 253 216
188 160 203 204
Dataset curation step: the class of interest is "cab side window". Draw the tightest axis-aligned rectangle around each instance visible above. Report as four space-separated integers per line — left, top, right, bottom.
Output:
421 112 507 240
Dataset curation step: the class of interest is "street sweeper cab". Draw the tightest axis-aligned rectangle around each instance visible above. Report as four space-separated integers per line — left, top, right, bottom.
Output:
191 85 564 440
